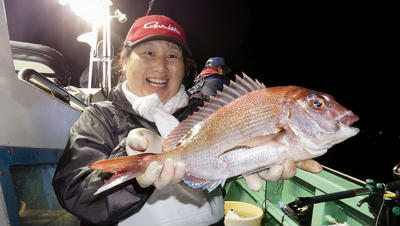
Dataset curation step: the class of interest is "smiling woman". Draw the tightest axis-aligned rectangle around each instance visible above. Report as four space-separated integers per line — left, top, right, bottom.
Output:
51 14 227 226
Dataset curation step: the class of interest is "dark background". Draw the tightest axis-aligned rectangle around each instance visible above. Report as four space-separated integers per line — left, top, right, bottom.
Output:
4 0 399 183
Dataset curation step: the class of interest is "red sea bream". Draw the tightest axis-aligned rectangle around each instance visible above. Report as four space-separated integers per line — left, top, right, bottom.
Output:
90 74 359 194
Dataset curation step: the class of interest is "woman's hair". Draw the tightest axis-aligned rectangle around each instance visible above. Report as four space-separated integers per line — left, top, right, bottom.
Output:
113 44 197 88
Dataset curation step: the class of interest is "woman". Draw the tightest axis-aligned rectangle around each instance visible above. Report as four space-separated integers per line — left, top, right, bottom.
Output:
52 14 321 226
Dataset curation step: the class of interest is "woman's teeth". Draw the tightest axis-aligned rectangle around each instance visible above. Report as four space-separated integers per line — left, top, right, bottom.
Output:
146 78 167 87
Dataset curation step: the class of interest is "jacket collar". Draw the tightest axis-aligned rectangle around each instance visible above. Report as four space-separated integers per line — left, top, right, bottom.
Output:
198 68 222 77
107 83 137 115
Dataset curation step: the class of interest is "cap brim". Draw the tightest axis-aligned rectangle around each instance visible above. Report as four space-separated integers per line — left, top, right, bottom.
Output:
125 35 192 56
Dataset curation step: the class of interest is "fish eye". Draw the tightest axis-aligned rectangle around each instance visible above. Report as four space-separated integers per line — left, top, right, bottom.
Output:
313 99 325 108
307 94 327 109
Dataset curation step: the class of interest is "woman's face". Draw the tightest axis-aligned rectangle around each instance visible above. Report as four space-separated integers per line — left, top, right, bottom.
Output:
124 40 185 103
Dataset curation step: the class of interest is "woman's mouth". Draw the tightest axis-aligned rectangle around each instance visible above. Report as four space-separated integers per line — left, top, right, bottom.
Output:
146 78 167 88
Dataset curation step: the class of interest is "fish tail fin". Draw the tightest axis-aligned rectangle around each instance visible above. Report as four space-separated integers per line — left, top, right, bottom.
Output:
93 172 138 195
90 153 157 173
90 153 158 195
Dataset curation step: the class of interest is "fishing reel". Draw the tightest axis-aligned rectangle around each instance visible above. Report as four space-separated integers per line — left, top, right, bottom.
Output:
357 163 400 226
279 162 400 226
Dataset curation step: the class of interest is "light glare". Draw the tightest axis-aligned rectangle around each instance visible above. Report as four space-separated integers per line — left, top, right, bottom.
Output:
68 0 107 25
58 0 69 6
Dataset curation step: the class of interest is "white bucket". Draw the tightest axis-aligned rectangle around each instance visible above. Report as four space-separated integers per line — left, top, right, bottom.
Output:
224 201 264 226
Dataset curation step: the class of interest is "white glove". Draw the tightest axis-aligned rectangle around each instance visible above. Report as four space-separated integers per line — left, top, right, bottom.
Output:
126 128 164 155
126 128 185 189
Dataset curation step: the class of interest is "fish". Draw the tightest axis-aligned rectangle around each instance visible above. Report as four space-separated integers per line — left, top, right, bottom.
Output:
90 74 359 194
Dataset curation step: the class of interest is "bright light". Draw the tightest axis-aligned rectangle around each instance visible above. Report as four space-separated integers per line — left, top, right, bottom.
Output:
60 0 110 26
58 0 69 6
77 32 97 48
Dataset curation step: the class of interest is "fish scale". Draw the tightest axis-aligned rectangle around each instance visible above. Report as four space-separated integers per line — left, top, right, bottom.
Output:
90 74 359 194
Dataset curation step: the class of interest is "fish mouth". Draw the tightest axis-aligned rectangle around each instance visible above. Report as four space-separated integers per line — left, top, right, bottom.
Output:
338 111 359 127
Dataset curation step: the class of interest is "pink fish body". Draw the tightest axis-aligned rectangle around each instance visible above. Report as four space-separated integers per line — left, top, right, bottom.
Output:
91 74 359 194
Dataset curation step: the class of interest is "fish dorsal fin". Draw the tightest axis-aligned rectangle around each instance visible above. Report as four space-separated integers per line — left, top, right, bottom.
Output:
163 74 266 151
229 73 265 95
242 72 266 89
212 73 266 106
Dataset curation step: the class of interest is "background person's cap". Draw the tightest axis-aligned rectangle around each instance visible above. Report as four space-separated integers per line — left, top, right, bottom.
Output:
124 15 192 56
205 57 231 73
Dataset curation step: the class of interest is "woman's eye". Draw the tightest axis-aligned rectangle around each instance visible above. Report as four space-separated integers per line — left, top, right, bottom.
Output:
167 54 178 59
143 51 154 56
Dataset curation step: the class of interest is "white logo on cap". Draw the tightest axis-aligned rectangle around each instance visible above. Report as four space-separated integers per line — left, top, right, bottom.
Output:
144 21 181 35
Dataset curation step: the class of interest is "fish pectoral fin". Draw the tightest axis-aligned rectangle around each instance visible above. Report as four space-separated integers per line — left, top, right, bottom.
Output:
239 165 271 178
222 129 284 155
183 173 225 192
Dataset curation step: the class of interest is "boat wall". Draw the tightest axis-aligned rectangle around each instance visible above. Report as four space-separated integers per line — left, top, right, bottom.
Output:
1 1 81 225
0 147 80 226
224 168 375 226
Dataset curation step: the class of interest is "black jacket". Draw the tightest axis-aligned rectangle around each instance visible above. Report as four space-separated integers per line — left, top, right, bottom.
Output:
188 73 231 97
52 84 202 226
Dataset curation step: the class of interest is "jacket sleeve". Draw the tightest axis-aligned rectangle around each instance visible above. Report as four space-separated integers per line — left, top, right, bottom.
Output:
52 105 154 226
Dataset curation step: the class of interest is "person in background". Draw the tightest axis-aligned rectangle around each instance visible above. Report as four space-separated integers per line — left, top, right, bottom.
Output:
188 57 231 100
52 14 322 226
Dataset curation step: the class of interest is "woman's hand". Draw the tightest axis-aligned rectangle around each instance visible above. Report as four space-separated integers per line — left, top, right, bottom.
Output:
126 128 186 189
136 159 185 189
126 128 164 155
244 159 323 191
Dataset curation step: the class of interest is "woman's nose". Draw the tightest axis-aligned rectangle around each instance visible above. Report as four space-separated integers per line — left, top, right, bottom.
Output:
152 56 168 73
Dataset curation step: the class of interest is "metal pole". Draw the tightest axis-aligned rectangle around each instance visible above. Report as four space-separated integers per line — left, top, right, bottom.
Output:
106 0 112 93
88 25 98 90
102 0 107 93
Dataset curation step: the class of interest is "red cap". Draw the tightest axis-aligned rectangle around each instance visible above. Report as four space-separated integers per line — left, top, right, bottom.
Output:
124 15 191 56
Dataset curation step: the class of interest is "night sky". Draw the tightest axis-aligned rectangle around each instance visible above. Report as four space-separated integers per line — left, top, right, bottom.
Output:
4 0 399 183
